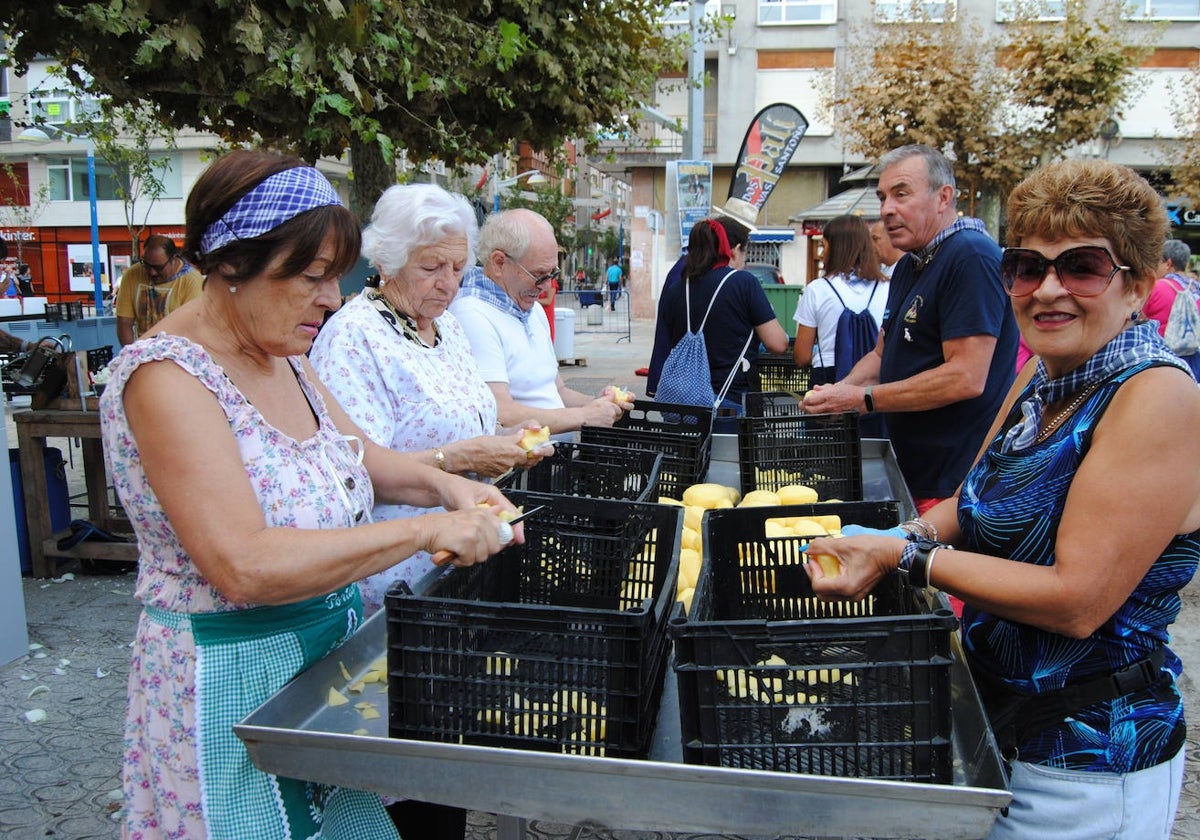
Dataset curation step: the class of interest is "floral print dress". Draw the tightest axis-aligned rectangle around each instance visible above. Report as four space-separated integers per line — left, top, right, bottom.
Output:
310 293 498 612
100 334 395 840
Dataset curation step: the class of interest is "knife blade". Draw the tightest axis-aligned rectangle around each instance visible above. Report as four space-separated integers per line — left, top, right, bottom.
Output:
430 504 547 566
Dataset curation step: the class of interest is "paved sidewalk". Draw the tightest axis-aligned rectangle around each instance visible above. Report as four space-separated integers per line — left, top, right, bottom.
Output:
3 316 1200 839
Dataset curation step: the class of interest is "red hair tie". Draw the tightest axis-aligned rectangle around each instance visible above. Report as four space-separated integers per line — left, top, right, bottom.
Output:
706 219 733 267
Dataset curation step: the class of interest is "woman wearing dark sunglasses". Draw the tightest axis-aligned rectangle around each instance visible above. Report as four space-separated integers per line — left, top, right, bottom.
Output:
805 159 1199 839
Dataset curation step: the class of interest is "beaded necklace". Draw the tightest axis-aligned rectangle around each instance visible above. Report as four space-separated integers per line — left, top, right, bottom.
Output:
1034 380 1102 444
366 289 440 348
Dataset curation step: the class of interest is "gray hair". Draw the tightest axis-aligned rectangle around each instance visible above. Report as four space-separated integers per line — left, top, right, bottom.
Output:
1163 239 1191 272
878 144 957 197
361 183 478 278
478 208 554 265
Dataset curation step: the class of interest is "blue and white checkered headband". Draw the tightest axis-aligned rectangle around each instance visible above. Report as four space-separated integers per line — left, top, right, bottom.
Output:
199 166 343 256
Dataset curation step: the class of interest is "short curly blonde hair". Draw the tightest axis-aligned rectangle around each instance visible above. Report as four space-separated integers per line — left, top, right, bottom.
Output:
1005 159 1167 285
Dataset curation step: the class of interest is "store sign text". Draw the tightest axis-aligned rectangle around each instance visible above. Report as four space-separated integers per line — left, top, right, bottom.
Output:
1166 205 1200 228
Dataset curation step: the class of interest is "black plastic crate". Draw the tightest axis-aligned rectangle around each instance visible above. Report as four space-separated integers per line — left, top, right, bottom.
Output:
742 390 805 418
750 353 811 394
580 399 712 500
86 346 113 374
496 441 662 503
47 301 84 322
386 491 682 759
670 503 956 784
737 411 863 501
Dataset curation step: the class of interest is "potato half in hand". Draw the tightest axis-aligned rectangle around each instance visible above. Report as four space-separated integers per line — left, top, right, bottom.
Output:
809 553 841 578
519 426 551 451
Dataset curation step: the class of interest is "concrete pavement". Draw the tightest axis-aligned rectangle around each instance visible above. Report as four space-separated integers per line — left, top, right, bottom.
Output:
3 311 1199 839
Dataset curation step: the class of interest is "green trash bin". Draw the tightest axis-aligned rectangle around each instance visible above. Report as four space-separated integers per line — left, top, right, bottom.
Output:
761 285 803 337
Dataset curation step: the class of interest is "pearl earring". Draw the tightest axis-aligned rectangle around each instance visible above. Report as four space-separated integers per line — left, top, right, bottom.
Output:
229 285 238 294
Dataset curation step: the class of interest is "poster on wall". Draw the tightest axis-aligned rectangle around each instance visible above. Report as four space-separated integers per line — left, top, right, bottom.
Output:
67 243 110 293
675 160 713 244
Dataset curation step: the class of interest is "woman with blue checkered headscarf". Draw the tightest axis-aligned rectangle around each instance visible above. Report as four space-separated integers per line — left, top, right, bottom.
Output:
100 149 522 840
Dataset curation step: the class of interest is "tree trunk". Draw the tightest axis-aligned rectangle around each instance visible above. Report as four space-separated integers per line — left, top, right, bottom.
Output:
347 136 392 223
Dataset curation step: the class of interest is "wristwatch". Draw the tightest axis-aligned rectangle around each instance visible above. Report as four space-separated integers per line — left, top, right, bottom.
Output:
898 537 938 589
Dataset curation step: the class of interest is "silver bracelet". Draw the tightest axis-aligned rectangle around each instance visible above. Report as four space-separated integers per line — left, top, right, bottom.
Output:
926 546 941 588
900 518 938 542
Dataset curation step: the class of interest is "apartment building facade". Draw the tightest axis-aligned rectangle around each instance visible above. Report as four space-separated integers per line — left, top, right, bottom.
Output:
612 0 1200 316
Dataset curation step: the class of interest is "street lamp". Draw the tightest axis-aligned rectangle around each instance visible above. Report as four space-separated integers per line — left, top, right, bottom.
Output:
493 170 547 213
18 125 106 316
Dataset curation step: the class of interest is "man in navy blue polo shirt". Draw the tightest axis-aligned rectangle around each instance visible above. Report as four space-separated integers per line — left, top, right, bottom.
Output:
802 144 1018 513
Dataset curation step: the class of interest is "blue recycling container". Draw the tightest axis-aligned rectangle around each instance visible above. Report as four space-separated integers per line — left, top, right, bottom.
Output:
9 447 72 575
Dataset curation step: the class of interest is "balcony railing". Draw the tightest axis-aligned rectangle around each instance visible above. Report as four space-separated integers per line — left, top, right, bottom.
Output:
596 114 717 158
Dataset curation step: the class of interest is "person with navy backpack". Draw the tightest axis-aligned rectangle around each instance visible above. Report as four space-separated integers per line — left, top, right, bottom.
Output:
793 214 889 436
650 211 788 432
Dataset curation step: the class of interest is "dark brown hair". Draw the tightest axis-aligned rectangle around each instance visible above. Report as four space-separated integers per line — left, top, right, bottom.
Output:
183 149 360 285
822 215 884 282
683 216 751 281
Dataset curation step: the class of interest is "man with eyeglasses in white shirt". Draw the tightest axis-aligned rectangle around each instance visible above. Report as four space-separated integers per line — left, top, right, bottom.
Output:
449 208 631 435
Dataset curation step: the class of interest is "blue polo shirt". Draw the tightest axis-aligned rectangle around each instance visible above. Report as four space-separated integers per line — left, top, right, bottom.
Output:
880 229 1017 498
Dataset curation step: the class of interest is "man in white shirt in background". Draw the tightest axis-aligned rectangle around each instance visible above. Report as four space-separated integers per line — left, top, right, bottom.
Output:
449 208 630 435
871 219 904 278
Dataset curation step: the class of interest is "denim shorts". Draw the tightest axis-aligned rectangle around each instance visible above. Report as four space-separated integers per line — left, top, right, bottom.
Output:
986 747 1185 840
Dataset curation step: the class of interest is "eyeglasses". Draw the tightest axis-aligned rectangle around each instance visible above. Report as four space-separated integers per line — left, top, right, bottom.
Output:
503 252 560 286
999 246 1129 298
143 259 171 275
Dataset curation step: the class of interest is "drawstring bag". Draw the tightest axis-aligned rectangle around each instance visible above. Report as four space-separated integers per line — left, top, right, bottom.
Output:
655 269 753 414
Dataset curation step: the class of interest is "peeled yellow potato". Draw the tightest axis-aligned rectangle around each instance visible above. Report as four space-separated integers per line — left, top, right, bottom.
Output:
764 520 791 538
807 514 842 534
610 387 634 404
791 518 830 537
778 484 819 505
658 496 684 506
678 548 701 590
810 553 842 577
683 505 706 533
738 489 782 508
519 425 551 450
682 527 702 553
682 482 740 509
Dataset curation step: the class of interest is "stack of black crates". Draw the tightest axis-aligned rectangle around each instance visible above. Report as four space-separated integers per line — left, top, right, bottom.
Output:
749 351 812 395
581 399 713 500
497 441 661 503
386 485 683 759
737 403 864 503
669 502 958 784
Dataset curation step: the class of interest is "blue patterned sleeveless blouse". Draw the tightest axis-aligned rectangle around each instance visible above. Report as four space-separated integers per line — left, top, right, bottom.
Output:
959 360 1199 772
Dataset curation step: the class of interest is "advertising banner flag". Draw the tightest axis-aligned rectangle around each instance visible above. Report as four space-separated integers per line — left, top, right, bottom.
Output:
718 104 809 228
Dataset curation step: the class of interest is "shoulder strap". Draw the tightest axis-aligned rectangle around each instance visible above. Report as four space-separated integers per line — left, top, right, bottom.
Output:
687 269 738 332
823 276 848 309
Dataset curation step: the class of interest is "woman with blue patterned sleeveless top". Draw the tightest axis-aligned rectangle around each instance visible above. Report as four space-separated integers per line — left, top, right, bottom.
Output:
803 159 1200 840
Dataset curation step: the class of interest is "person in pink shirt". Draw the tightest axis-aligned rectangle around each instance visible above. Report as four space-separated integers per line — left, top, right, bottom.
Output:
1142 240 1200 378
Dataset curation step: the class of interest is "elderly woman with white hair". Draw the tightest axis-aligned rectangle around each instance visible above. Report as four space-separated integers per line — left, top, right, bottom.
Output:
311 183 546 612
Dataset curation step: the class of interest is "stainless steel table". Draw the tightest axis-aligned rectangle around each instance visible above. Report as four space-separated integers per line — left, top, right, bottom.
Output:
236 434 1008 838
237 612 1009 840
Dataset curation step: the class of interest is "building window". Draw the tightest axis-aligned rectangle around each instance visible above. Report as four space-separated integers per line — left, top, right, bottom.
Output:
45 152 183 203
995 0 1065 19
30 93 102 126
875 0 955 21
1123 0 1200 17
759 0 838 24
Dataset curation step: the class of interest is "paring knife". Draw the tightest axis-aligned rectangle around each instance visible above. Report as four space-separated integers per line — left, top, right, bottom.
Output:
430 504 547 566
